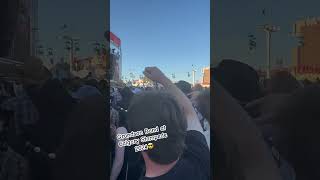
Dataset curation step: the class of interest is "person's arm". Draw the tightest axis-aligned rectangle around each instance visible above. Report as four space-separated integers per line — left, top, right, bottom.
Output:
213 81 282 180
110 127 127 180
143 67 202 132
245 93 289 126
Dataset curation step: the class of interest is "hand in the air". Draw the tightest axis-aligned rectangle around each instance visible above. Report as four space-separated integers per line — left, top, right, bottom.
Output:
143 67 169 85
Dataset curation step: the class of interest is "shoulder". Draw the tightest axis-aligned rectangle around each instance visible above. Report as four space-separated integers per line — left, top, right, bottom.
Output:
185 130 207 146
184 130 210 162
180 131 210 179
186 115 203 133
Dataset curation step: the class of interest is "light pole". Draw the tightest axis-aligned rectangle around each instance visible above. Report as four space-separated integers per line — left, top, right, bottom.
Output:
192 65 196 87
258 24 280 79
57 25 80 72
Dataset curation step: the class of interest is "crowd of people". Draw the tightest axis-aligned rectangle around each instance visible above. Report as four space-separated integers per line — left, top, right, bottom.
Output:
1 58 319 180
109 67 211 180
2 2 319 179
0 56 109 180
212 59 320 180
0 52 212 180
2 3 212 178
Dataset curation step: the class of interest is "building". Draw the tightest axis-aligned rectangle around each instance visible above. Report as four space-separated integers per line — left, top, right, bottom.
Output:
257 68 291 81
109 32 122 82
292 17 320 81
72 55 107 80
73 57 92 72
30 0 38 56
11 0 38 60
201 67 210 87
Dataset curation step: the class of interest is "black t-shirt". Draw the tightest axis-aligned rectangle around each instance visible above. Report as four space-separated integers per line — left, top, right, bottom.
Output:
25 79 75 180
26 79 75 150
141 130 210 180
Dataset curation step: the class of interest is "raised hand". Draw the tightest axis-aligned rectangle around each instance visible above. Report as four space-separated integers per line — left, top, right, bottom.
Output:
143 67 169 85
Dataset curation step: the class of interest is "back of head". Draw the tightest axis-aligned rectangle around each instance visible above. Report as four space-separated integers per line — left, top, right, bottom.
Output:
22 56 52 84
268 71 301 94
213 59 261 104
275 85 320 180
127 91 187 165
120 87 134 99
68 77 83 91
119 87 134 109
98 79 108 90
174 80 192 95
192 84 203 92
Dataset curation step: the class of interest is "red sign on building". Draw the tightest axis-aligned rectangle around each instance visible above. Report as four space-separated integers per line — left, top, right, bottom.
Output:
293 65 320 74
110 31 121 47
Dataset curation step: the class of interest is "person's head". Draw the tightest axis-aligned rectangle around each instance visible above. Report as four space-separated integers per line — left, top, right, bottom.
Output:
174 80 192 95
127 91 187 165
267 71 301 94
21 56 52 88
274 85 320 180
119 86 134 109
213 59 261 105
192 84 203 92
98 79 108 91
69 77 83 91
196 90 210 124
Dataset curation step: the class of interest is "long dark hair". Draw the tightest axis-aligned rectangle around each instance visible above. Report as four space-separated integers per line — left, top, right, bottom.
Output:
274 85 320 180
52 95 108 180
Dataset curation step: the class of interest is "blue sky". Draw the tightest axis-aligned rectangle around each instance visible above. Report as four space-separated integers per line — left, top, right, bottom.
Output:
213 0 320 69
39 0 106 60
111 0 210 82
38 0 320 80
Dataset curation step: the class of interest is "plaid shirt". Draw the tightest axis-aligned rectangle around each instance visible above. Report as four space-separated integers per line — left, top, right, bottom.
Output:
0 147 29 180
1 95 39 135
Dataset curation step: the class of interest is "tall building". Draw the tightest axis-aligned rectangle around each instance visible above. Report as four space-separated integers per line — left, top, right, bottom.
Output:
292 17 320 80
201 67 210 87
30 0 38 56
12 0 38 60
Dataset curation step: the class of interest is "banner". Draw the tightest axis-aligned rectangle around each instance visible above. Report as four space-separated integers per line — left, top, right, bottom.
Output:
293 65 320 74
110 32 121 47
